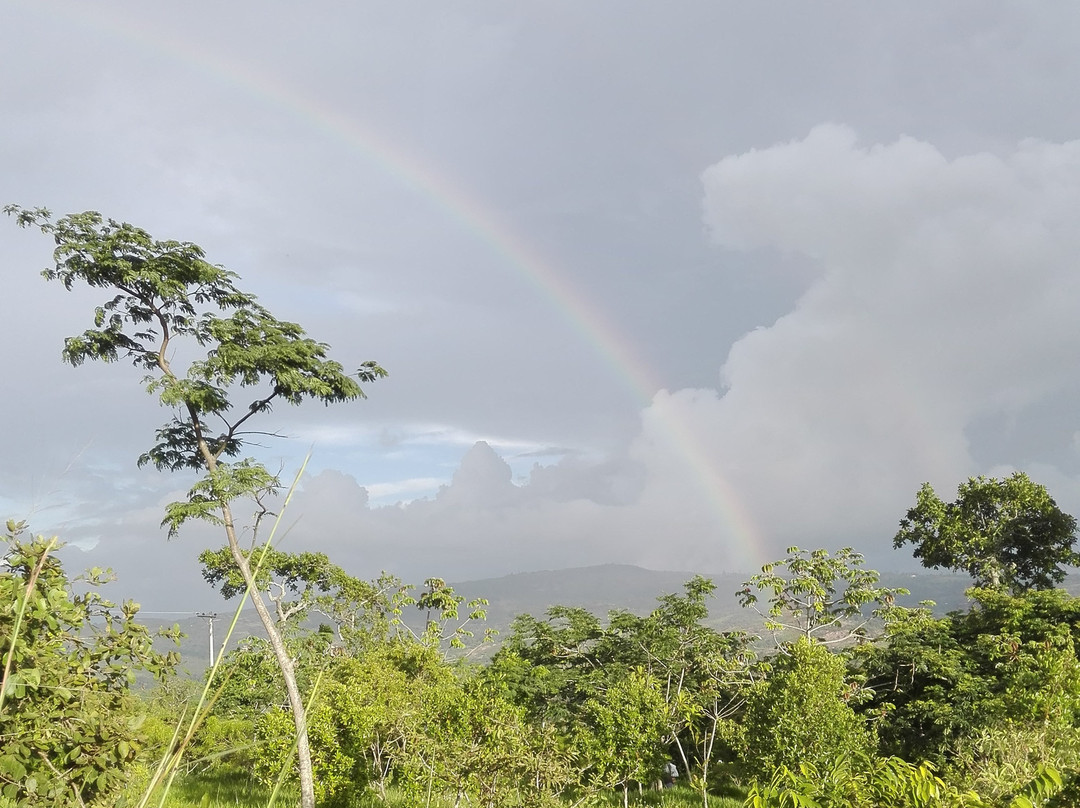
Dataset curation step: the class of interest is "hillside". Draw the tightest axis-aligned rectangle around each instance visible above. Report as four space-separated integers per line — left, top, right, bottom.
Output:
149 564 983 676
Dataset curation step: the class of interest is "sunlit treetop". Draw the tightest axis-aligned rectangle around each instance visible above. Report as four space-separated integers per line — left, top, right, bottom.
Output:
894 473 1080 593
5 205 386 473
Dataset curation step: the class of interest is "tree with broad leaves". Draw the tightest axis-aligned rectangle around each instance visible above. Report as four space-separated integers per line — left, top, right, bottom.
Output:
6 206 385 808
894 473 1079 592
492 578 756 805
738 546 908 648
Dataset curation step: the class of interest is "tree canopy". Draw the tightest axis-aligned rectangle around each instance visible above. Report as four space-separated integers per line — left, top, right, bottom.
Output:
894 473 1079 592
5 206 384 475
738 546 908 646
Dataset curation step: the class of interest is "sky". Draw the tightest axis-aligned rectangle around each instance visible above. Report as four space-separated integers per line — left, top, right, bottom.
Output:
3 1 1080 611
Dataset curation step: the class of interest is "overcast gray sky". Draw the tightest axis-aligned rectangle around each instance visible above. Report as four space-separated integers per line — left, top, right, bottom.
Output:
4 1 1080 610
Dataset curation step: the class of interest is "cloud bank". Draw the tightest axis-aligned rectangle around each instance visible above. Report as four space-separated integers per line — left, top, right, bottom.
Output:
253 126 1080 583
70 125 1080 608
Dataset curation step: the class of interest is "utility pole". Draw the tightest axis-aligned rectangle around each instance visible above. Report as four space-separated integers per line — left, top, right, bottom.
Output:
196 612 220 666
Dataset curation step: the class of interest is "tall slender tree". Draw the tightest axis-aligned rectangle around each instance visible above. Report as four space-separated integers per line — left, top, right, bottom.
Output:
738 546 908 647
7 206 385 808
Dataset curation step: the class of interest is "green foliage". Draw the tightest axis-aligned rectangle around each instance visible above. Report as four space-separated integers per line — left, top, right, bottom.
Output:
132 675 252 777
603 577 756 797
744 754 987 808
856 587 1080 779
231 576 753 806
894 473 1079 592
413 577 496 652
7 206 384 479
163 461 282 536
0 521 179 806
494 577 756 803
208 638 286 723
252 648 435 805
853 602 974 765
182 714 256 772
953 724 1078 806
497 577 752 723
408 674 569 808
580 669 670 795
740 638 871 781
495 604 609 730
199 544 393 634
738 546 908 645
248 645 575 808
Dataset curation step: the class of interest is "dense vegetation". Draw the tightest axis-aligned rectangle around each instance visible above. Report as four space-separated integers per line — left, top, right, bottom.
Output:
5 515 1078 808
3 209 1078 807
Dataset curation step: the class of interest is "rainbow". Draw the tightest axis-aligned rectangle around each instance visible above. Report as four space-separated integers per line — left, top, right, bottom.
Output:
35 2 766 570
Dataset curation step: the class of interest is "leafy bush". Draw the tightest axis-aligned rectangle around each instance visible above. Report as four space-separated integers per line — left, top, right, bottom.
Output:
745 754 981 807
953 723 1079 805
740 638 871 780
0 521 179 806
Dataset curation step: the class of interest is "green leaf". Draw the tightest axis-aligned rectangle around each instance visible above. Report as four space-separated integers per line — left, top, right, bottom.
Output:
0 755 26 782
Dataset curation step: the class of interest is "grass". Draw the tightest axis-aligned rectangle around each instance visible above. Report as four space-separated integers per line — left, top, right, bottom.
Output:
149 767 297 808
158 771 744 808
590 785 744 808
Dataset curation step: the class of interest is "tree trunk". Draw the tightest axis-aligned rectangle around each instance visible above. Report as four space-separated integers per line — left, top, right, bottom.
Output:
221 502 317 808
701 711 717 808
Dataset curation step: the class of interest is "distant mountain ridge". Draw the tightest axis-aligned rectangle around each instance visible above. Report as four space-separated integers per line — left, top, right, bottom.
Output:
450 563 984 634
151 564 982 676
